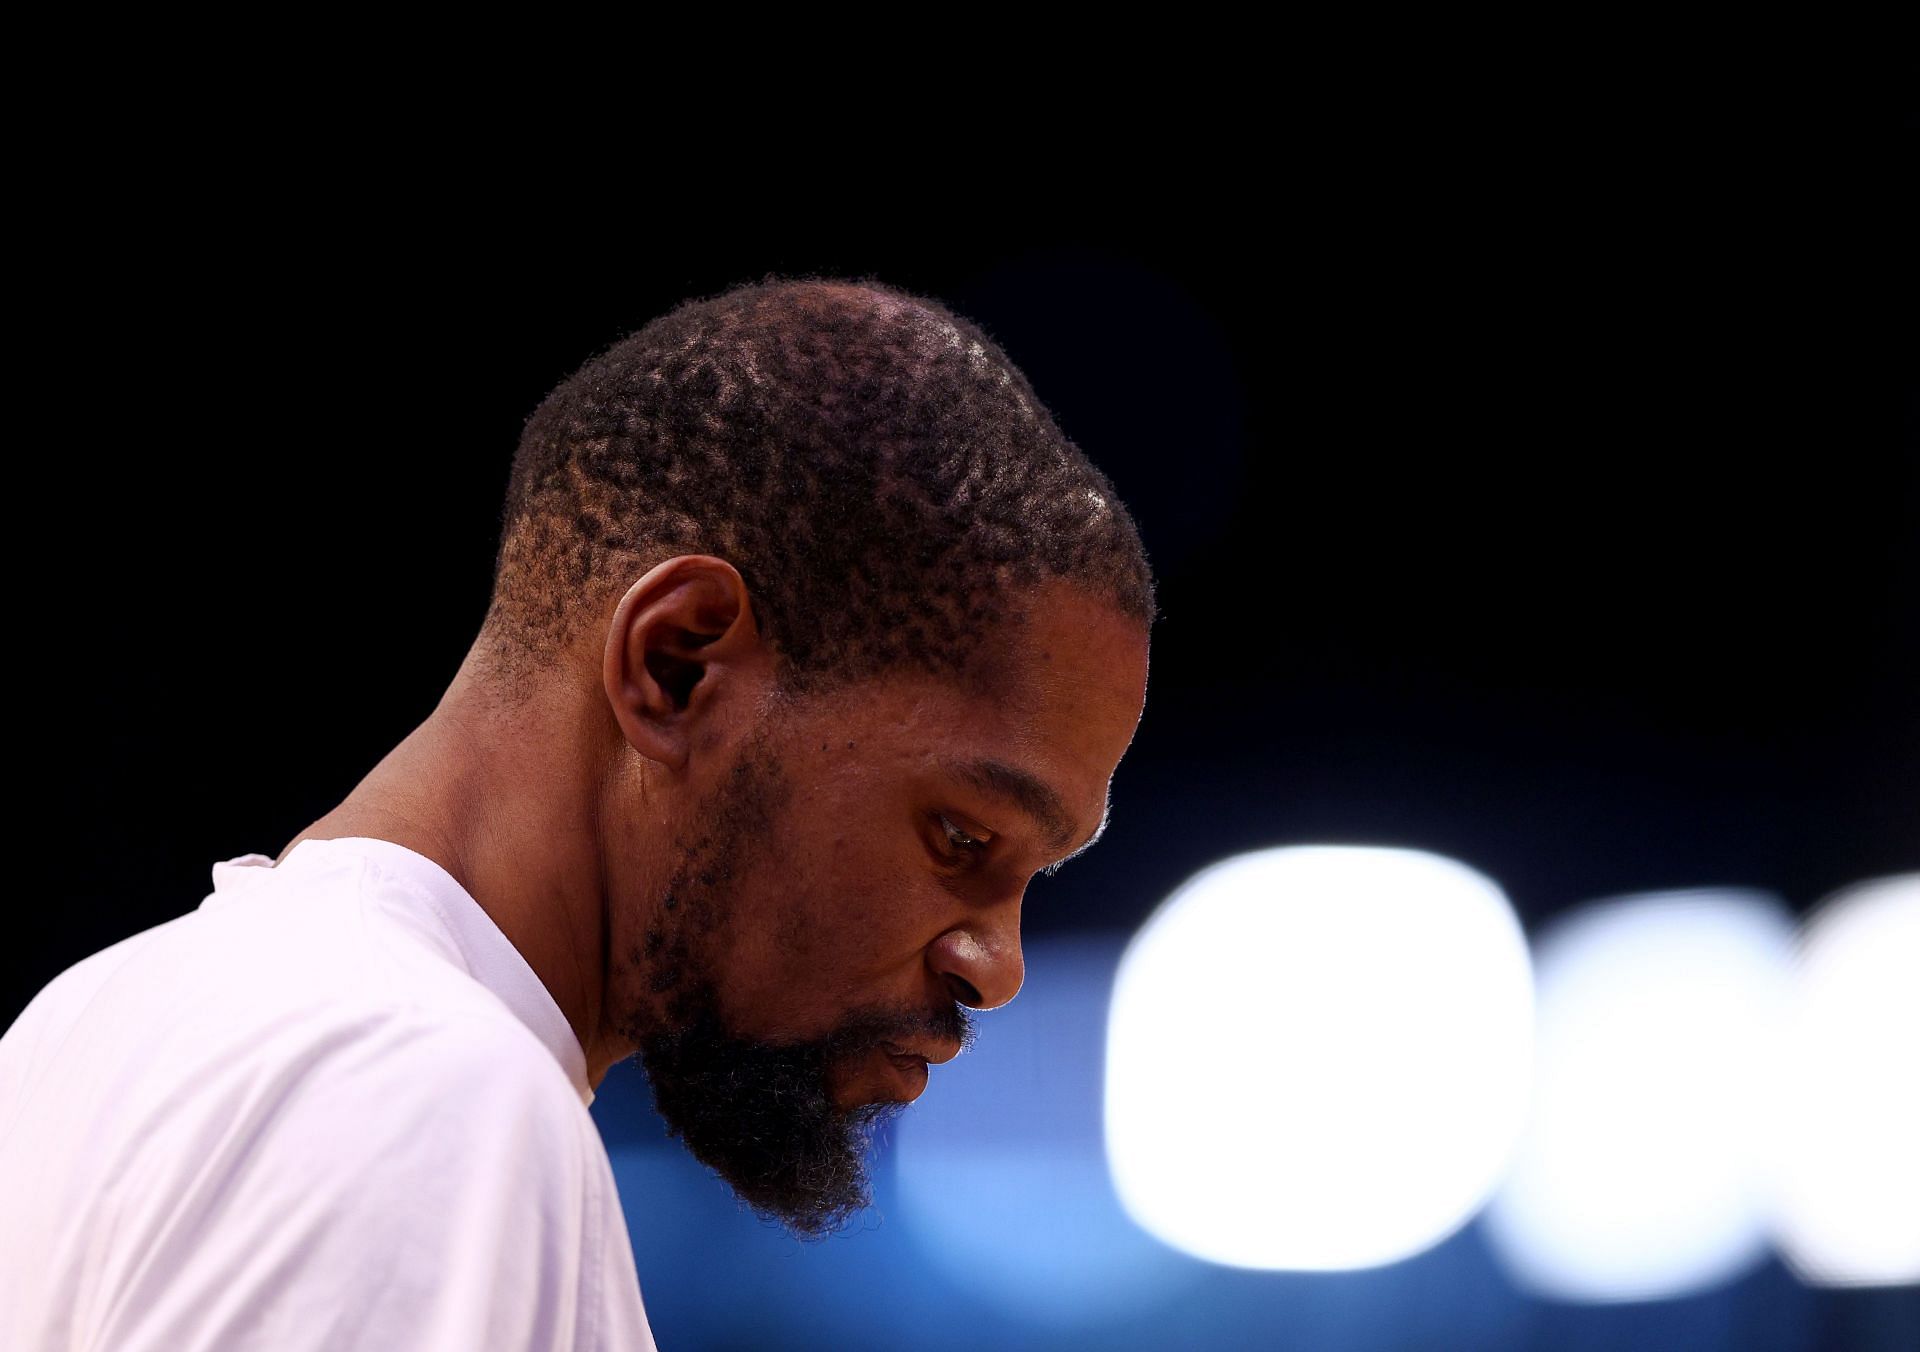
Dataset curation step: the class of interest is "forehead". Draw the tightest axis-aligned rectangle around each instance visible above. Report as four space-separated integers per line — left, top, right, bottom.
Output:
974 579 1149 769
785 580 1149 837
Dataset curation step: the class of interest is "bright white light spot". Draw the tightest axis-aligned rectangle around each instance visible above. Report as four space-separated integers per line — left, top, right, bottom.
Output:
1104 845 1533 1271
1766 872 1920 1287
1482 888 1795 1303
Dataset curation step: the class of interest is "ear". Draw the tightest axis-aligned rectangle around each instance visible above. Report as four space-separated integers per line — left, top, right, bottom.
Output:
601 555 765 772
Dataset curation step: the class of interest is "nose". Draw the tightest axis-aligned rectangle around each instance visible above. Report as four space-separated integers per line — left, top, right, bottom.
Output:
928 905 1024 1010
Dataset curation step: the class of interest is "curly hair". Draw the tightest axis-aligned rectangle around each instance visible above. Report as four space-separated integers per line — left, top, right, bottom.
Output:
474 272 1158 706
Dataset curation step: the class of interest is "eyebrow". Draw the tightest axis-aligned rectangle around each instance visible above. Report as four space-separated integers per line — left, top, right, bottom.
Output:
940 755 1110 870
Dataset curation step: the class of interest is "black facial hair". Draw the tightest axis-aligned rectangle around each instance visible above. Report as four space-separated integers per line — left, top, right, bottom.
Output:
619 719 975 1239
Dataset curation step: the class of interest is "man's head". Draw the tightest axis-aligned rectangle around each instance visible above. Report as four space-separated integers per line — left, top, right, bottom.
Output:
470 275 1155 1236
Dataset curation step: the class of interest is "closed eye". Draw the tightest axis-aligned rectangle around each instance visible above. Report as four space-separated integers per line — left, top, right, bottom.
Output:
933 812 1075 879
936 813 991 863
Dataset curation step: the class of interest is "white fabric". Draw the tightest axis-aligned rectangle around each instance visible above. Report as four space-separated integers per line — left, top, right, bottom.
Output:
0 835 658 1351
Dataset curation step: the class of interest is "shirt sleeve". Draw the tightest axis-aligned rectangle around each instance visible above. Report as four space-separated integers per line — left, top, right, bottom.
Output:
97 1012 610 1352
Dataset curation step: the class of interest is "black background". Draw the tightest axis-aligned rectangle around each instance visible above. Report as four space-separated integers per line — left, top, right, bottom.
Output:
13 106 1914 1024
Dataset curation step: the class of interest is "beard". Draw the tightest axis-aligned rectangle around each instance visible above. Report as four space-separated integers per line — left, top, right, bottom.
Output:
636 977 918 1238
620 719 974 1239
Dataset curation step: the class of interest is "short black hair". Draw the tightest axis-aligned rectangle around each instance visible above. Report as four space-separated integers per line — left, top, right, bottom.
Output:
476 272 1158 704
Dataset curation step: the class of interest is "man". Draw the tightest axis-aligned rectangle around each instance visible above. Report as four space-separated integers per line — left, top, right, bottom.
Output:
0 274 1156 1350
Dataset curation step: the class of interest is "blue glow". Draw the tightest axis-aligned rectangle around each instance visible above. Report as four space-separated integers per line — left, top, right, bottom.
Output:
892 935 1203 1325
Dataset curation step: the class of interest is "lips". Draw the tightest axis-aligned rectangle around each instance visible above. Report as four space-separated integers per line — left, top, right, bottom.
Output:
877 1045 929 1102
884 1037 963 1067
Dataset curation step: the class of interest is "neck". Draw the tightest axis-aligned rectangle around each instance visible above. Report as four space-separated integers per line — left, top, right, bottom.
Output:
278 643 639 1089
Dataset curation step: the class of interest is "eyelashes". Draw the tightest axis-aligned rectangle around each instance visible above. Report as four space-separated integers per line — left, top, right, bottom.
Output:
934 812 1065 879
936 813 990 862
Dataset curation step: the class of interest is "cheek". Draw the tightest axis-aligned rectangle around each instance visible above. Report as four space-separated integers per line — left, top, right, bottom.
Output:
761 877 921 990
733 820 937 992
713 878 851 1019
767 896 826 962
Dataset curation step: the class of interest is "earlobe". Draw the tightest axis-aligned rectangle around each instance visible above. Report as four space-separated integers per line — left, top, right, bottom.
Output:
601 556 759 772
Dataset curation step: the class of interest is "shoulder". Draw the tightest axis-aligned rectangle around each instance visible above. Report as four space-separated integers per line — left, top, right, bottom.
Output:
270 1012 600 1252
159 1007 599 1240
292 1007 589 1145
63 1013 614 1351
121 1001 592 1190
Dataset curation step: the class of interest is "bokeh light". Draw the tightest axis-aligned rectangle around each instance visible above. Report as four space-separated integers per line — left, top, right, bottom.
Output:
1482 888 1796 1302
1766 872 1920 1287
1105 845 1534 1271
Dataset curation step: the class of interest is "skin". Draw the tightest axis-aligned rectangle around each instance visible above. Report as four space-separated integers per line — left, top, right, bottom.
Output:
278 554 1150 1224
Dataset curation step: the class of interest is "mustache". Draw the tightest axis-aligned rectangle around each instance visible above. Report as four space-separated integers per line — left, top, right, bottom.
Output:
812 998 978 1064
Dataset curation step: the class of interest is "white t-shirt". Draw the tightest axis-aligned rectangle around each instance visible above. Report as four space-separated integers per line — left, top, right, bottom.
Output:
0 835 659 1352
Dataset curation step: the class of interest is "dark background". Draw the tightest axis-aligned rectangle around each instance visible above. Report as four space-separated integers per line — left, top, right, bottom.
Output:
18 121 1912 1007
9 94 1914 1351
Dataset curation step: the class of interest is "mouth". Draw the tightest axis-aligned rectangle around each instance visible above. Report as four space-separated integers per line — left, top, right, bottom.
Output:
876 1045 929 1103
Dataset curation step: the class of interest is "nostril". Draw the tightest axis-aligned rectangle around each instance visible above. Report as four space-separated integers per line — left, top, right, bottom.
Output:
945 973 984 1007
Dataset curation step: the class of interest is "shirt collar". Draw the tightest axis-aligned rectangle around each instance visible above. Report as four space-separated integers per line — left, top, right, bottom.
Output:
210 835 595 1108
